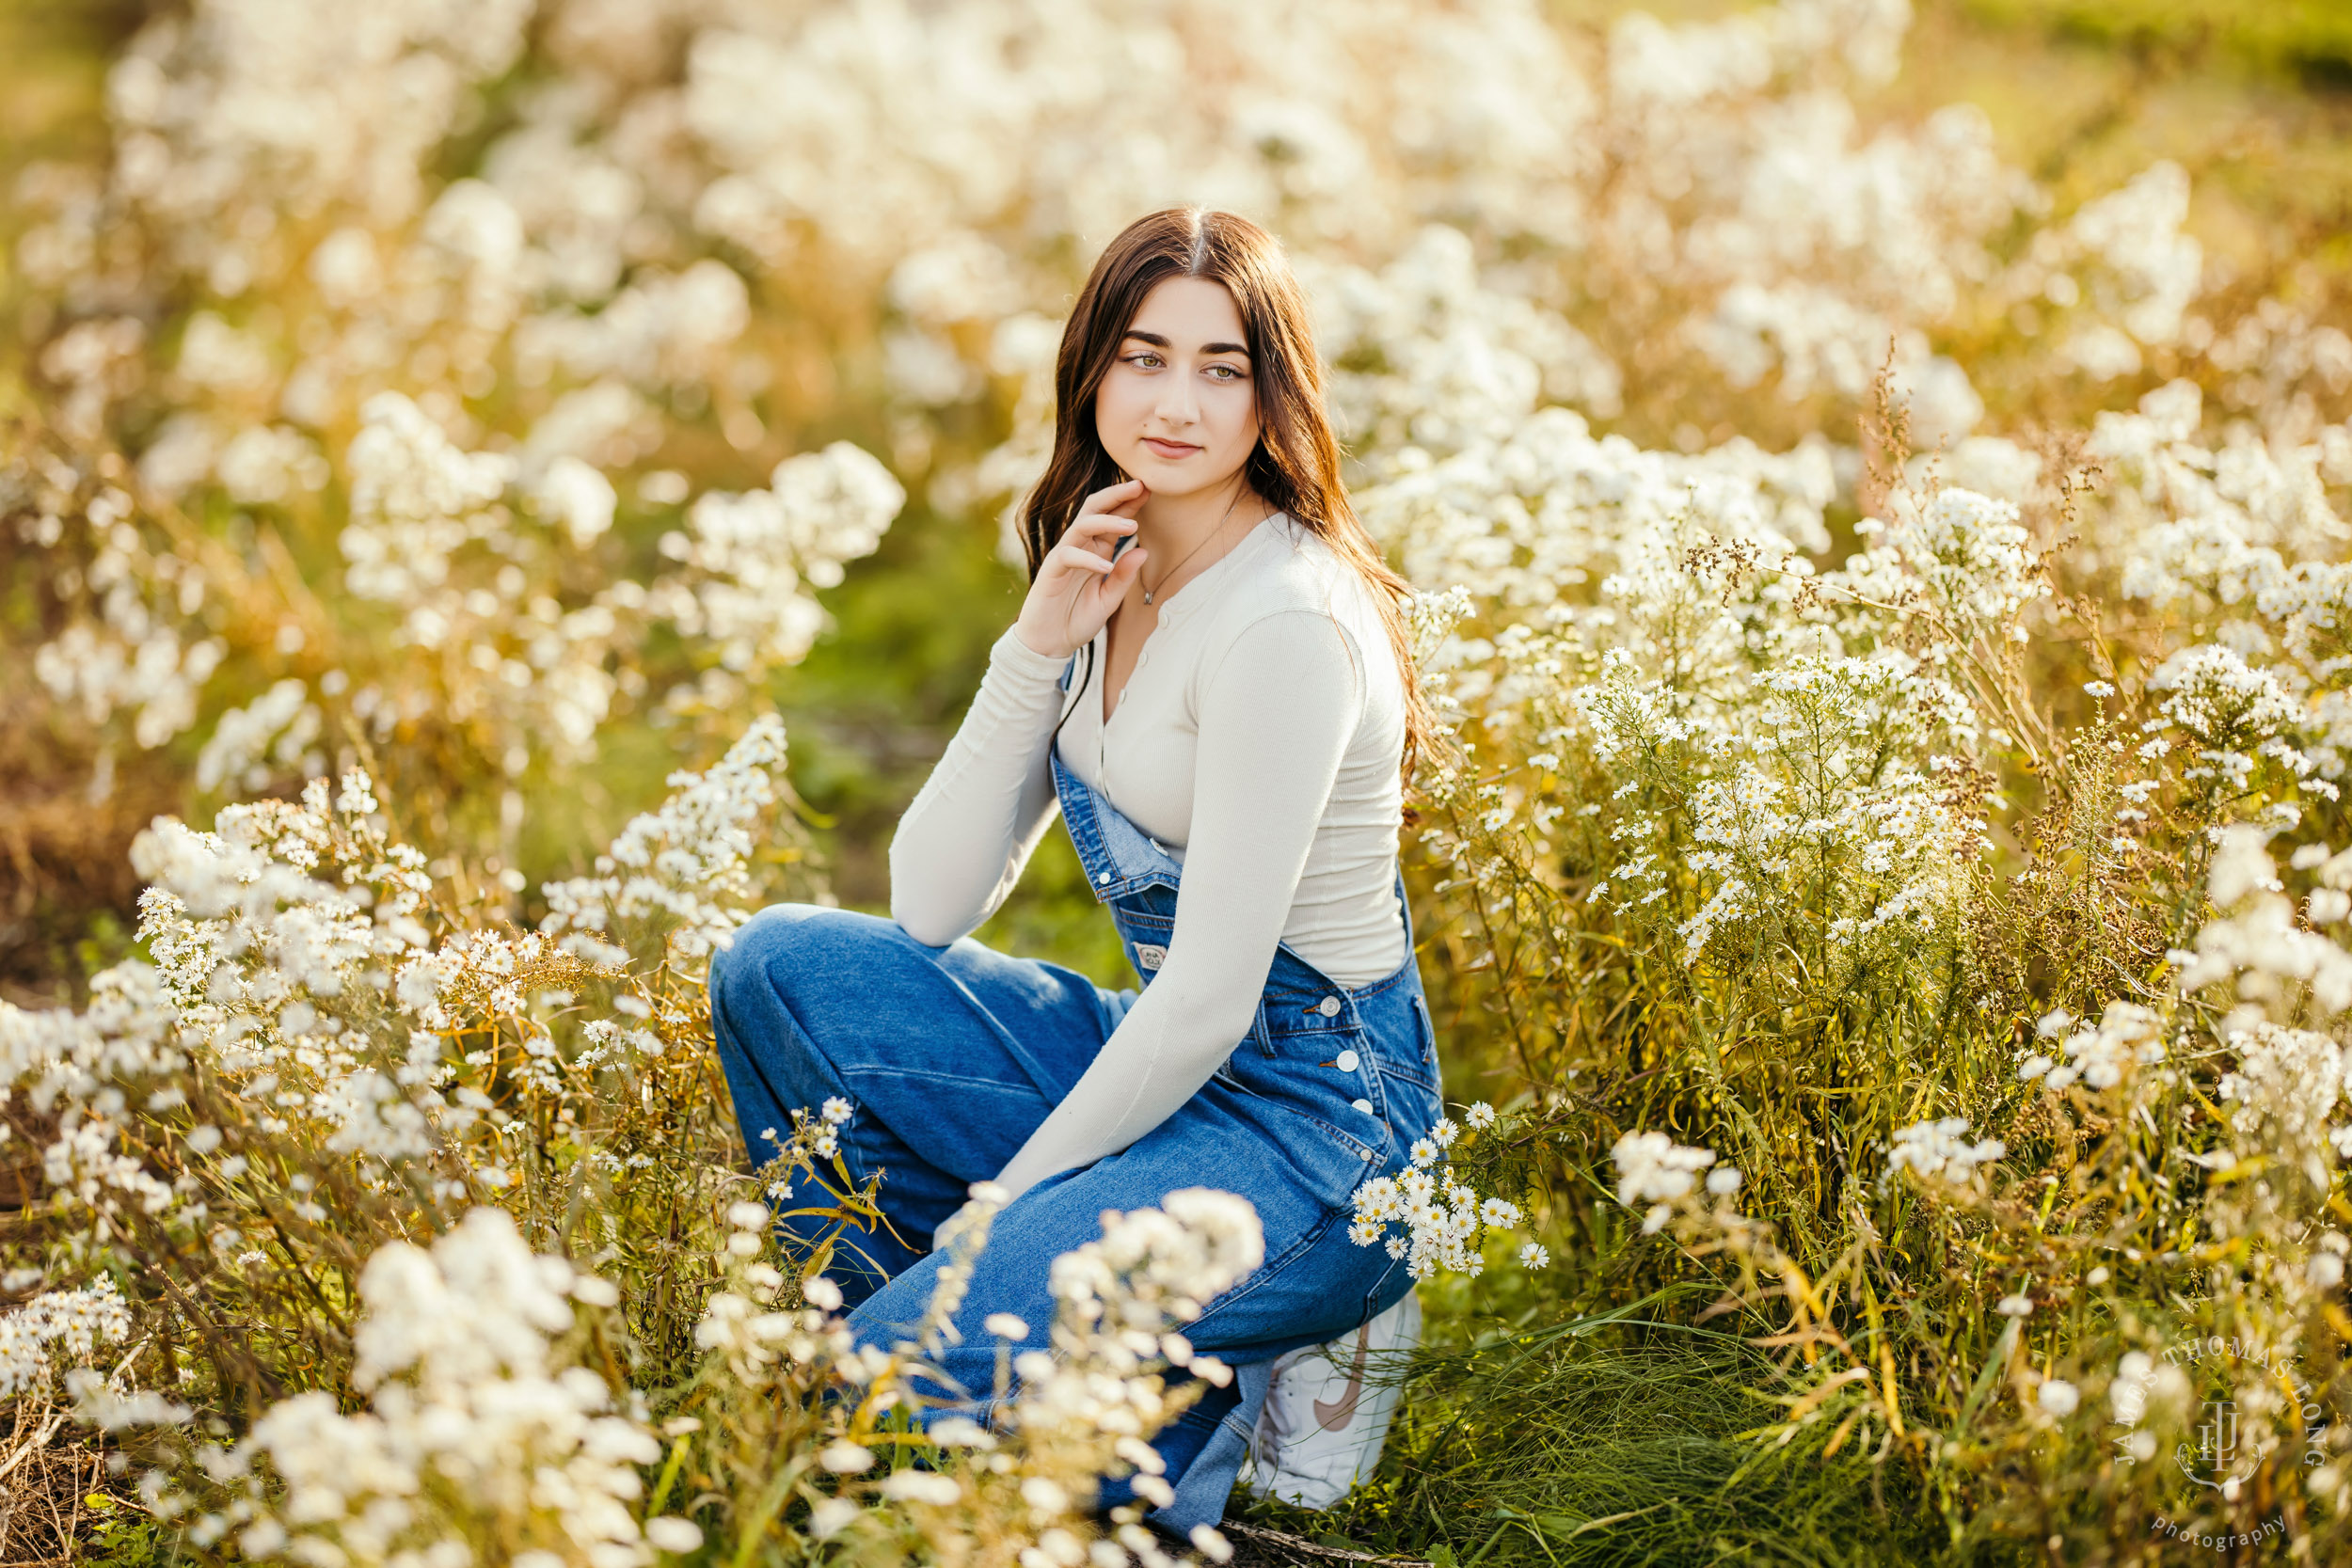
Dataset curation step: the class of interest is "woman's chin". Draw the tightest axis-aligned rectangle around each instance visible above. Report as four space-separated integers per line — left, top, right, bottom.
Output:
1120 451 1231 498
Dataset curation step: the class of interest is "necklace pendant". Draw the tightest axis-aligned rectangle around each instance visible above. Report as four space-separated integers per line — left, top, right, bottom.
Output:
1141 590 1153 605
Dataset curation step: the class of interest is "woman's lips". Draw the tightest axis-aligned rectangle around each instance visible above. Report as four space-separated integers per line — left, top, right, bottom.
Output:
1141 437 1201 460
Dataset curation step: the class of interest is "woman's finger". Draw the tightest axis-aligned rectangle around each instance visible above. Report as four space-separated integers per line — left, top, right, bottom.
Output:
1104 546 1147 590
1067 506 1139 536
1077 477 1146 516
1064 514 1138 556
1050 540 1116 575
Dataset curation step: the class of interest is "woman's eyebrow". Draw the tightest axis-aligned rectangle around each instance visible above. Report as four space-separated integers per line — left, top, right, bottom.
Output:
1121 329 1250 356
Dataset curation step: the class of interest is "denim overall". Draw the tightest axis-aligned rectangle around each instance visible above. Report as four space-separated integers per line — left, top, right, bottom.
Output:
707 700 1442 1528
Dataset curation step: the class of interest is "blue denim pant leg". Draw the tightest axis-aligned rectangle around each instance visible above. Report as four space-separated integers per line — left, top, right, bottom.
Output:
707 902 1129 1305
844 1086 1408 1534
708 902 1421 1531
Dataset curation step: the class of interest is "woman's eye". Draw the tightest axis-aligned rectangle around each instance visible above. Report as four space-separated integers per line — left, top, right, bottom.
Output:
1207 364 1241 380
1128 353 1162 369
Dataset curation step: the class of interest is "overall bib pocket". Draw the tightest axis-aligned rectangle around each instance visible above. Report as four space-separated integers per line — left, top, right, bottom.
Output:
1206 1043 1391 1211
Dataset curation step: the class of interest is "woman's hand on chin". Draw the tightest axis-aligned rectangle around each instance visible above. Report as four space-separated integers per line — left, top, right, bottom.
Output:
1011 478 1151 659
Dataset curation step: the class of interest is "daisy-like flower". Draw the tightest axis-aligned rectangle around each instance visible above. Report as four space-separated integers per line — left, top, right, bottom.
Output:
1430 1117 1460 1148
1481 1196 1522 1227
821 1096 853 1125
1410 1137 1439 1167
1466 1102 1497 1131
1518 1243 1550 1270
1352 1176 1401 1220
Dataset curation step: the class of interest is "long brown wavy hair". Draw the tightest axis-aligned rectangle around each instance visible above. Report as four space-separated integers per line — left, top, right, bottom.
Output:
1019 206 1436 785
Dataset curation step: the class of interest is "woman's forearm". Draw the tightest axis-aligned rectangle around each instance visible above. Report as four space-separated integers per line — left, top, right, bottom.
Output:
992 609 1359 1197
888 626 1071 946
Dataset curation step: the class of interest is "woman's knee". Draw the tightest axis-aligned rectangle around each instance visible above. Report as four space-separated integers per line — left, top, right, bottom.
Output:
711 903 914 1018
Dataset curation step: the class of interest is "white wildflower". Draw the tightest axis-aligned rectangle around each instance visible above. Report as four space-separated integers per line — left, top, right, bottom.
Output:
1885 1117 2005 1185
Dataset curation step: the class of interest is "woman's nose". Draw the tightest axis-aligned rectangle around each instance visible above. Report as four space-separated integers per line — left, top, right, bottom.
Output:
1154 375 1199 426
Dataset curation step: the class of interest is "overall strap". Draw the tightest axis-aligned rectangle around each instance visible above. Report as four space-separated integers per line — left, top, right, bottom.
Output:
1050 645 1094 756
1049 749 1183 901
1054 642 1415 969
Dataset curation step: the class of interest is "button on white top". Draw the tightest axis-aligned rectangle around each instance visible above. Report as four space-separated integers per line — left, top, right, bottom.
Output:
1335 1049 1360 1072
1351 1098 1375 1114
1317 996 1342 1017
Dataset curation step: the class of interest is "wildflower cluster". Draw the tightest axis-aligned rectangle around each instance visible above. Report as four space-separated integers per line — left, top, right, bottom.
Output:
677 1180 1261 1568
0 1280 132 1400
2018 1002 2168 1093
1883 1117 2008 1188
1346 1101 1523 1278
193 1207 679 1568
1612 1132 1744 1235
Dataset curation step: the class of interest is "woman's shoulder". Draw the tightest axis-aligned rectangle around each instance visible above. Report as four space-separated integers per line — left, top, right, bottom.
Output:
1207 513 1371 634
1185 514 1396 707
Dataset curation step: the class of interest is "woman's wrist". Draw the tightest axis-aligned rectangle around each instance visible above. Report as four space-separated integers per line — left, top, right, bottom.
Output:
1010 594 1097 660
1009 613 1067 660
994 622 1073 678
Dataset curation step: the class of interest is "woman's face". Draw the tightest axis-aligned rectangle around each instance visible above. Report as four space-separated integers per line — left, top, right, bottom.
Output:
1094 276 1261 499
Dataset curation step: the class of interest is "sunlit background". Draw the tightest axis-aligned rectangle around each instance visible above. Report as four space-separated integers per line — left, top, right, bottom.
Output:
8 0 2348 1000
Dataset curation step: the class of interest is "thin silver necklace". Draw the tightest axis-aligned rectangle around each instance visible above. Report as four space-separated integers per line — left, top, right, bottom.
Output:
1138 487 1246 606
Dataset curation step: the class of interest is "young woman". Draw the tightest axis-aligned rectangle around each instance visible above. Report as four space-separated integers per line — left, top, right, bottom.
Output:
708 207 1443 1528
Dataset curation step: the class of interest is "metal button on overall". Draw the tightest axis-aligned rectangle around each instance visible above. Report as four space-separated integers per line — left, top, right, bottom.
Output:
1335 1049 1359 1072
1352 1098 1375 1114
1096 871 1111 884
1317 996 1342 1017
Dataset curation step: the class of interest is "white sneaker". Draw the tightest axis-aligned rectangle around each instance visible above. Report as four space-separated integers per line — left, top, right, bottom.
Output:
1244 1290 1422 1509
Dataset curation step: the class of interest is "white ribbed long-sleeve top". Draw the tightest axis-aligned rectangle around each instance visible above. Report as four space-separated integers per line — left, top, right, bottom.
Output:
887 513 1408 1198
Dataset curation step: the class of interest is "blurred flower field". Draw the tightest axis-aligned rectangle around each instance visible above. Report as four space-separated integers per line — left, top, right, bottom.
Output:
8 0 2352 1563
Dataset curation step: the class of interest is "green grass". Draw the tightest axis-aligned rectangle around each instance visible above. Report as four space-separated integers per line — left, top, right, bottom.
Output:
1245 1325 1970 1568
1966 0 2352 76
